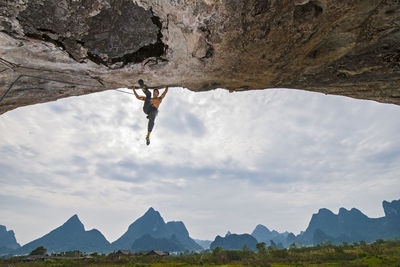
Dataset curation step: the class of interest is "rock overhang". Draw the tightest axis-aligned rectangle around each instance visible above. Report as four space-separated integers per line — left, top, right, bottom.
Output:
15 0 166 68
0 0 399 114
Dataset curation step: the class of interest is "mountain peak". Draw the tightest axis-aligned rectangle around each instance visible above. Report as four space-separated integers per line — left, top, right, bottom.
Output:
210 233 258 251
111 208 201 251
141 208 164 223
145 207 158 215
254 224 270 232
166 221 189 236
338 207 350 215
317 208 335 215
16 214 109 255
112 208 167 249
0 224 20 249
338 208 367 219
251 224 281 244
67 214 80 222
383 199 400 218
70 214 79 220
62 214 84 231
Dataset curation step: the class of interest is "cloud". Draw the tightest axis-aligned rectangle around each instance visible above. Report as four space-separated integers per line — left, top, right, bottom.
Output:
0 87 399 244
159 96 206 137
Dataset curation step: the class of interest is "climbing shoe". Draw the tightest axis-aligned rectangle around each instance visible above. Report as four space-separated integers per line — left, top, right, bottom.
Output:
146 136 150 146
138 79 144 88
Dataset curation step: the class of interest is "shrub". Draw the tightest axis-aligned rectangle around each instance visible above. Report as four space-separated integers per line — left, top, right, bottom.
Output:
29 246 47 256
271 249 288 259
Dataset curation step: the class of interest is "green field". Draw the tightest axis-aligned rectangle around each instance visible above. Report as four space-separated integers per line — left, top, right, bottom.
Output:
1 240 400 267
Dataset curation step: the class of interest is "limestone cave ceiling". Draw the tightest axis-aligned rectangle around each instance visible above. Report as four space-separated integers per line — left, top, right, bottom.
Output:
0 0 399 114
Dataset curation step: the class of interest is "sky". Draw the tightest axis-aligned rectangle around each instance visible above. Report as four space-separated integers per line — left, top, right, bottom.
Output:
0 87 400 245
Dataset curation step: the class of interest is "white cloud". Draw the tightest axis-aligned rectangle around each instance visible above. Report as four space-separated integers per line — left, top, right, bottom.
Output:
0 87 399 244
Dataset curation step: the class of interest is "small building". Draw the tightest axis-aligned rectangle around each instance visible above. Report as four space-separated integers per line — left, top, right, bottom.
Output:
134 251 148 256
112 250 133 260
115 250 132 256
146 250 169 256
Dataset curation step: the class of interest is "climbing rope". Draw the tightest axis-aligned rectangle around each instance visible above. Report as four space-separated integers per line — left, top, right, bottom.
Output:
114 89 135 95
264 89 279 107
0 57 135 104
0 75 23 103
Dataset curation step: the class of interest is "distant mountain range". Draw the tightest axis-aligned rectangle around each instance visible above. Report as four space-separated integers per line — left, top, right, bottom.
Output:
1 199 399 256
296 199 400 246
1 208 201 257
250 199 400 248
210 199 400 251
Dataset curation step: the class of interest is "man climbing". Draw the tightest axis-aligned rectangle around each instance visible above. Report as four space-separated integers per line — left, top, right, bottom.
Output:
133 79 168 146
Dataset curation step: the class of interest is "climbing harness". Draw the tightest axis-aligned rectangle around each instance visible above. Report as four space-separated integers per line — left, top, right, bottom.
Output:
0 57 135 104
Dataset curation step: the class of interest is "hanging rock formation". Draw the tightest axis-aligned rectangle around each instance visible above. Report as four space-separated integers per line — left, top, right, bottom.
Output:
0 0 399 114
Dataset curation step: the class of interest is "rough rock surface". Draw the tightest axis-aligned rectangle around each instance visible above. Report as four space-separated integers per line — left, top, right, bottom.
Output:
1 0 400 114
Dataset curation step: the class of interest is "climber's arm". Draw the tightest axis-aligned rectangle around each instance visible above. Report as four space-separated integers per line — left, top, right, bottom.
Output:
160 86 169 99
133 88 145 101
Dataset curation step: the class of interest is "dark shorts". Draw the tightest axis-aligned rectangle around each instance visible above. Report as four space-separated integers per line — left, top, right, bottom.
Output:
143 89 158 132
